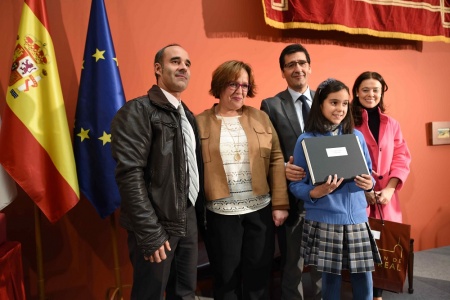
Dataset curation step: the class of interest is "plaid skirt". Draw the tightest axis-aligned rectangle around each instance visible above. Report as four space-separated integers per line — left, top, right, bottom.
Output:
300 220 381 275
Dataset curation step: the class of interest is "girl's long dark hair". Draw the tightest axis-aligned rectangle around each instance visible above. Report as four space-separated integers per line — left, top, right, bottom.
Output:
305 78 353 134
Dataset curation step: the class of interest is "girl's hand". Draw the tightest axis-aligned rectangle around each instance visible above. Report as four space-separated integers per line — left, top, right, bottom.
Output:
310 174 344 198
354 174 373 191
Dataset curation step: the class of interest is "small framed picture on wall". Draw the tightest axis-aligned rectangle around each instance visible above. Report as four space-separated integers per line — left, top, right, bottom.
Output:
428 122 450 145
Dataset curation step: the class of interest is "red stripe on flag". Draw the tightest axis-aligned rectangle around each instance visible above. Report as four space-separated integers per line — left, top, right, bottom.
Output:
25 0 48 29
0 106 78 223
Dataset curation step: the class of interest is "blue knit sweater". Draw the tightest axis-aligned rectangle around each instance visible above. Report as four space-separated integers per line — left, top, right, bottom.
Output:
289 128 373 225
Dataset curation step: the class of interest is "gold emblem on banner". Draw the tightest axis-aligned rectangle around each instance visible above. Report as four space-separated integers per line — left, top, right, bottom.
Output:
271 0 288 11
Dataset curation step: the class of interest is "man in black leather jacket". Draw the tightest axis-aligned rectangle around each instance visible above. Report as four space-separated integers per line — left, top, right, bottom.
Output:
111 44 203 300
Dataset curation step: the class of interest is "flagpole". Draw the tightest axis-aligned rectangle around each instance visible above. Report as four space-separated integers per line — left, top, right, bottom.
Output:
109 212 123 300
34 205 46 300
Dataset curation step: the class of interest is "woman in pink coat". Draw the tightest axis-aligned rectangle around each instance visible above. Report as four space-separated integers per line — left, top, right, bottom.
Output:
351 71 411 300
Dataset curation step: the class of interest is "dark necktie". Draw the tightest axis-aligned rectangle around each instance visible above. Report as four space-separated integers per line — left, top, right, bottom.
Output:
298 94 310 127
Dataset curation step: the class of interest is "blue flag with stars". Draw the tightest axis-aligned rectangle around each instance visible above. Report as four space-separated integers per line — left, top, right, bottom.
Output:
74 0 125 218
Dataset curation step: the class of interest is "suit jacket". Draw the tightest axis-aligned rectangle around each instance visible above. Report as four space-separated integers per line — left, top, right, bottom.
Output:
260 89 315 161
260 88 315 216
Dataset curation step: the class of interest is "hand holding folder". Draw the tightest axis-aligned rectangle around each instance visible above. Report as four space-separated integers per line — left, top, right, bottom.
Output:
301 134 370 185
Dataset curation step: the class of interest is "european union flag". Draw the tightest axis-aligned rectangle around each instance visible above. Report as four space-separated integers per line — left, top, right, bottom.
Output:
74 0 125 218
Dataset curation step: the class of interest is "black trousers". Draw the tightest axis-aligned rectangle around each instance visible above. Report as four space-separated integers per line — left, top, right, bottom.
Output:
279 211 322 300
127 205 198 300
206 204 275 300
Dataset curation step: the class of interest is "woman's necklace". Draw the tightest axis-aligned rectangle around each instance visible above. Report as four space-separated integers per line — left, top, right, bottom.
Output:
219 112 241 162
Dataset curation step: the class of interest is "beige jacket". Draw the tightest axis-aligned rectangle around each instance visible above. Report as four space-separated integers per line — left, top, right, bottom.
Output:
195 104 289 210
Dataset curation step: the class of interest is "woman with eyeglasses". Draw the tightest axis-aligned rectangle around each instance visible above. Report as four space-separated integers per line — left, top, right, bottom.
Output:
196 60 289 299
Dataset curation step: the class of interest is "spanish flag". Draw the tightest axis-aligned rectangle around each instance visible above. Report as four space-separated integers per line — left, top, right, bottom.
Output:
0 0 79 223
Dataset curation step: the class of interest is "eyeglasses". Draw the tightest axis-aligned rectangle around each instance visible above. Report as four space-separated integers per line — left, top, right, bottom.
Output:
227 82 250 92
284 60 309 69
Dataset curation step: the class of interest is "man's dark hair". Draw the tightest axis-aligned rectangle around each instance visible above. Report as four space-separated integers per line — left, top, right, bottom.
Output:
154 43 181 82
279 44 311 70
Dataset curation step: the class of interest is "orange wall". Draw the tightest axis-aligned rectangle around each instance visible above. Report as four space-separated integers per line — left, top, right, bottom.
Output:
1 0 450 299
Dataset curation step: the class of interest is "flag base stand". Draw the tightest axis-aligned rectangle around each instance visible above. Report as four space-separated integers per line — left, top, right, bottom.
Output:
106 285 131 300
105 213 131 300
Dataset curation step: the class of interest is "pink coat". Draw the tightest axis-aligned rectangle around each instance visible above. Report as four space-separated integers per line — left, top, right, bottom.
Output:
356 108 411 223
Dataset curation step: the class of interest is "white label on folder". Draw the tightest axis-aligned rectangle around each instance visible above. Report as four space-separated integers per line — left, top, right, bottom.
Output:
326 147 348 157
372 230 381 240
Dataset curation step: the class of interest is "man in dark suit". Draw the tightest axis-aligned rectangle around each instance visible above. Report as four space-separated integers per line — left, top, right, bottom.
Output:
261 44 322 300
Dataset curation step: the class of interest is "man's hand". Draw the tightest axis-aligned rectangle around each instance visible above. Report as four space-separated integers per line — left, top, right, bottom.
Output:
286 156 306 181
365 190 377 205
145 241 171 263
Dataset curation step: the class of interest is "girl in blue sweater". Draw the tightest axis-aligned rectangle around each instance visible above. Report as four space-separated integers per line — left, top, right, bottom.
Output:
289 78 381 300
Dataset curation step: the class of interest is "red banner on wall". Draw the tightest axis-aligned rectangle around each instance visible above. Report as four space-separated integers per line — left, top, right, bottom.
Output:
262 0 450 43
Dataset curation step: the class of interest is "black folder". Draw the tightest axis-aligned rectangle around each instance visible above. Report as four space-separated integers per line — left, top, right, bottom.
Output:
301 134 370 185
